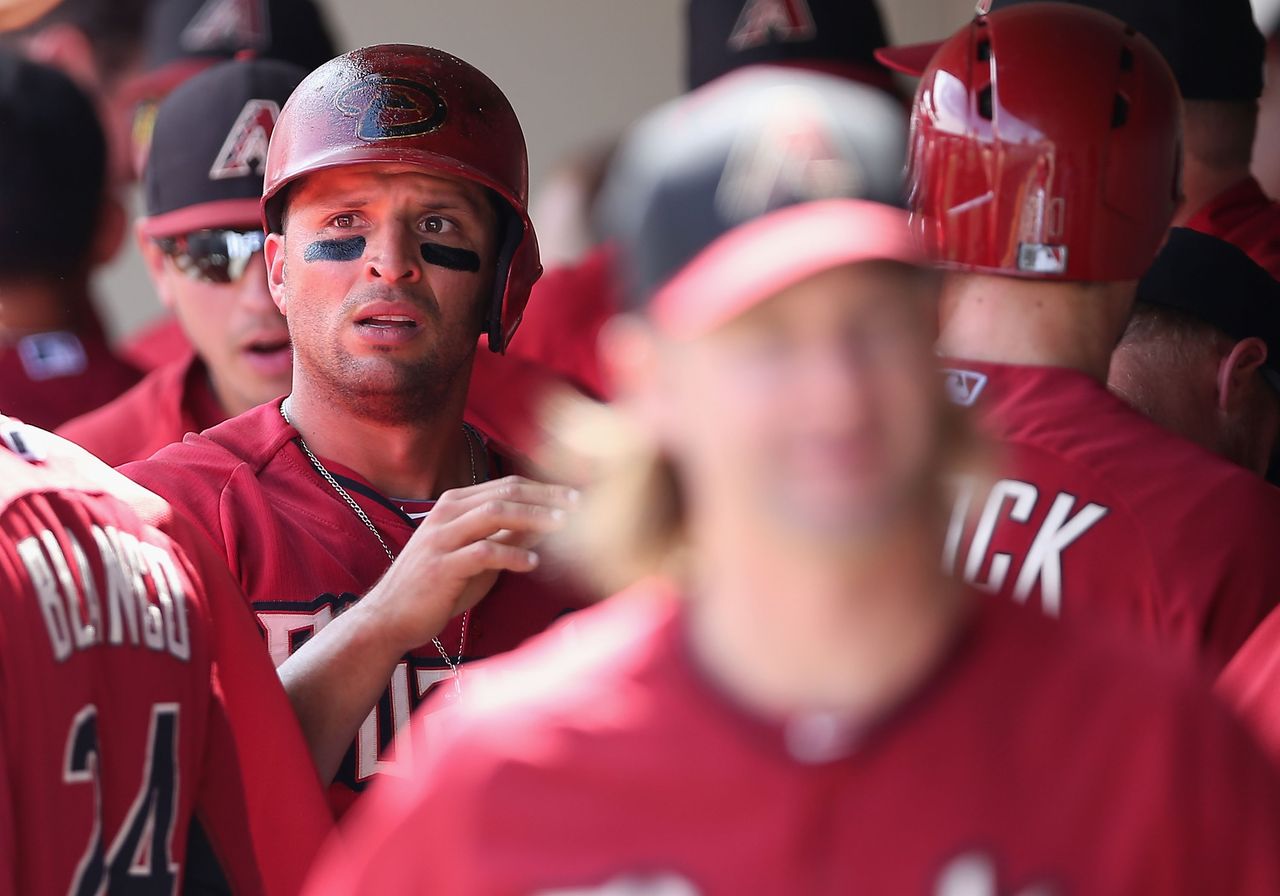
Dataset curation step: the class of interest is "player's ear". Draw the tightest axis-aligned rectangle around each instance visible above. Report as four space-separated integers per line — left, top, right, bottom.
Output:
136 220 177 310
1217 336 1268 413
264 232 288 315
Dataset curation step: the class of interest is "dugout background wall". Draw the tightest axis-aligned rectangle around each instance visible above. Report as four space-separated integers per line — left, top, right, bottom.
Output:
89 0 1012 340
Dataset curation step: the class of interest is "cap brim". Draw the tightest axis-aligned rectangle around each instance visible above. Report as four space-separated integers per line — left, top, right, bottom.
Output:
873 41 943 77
140 198 265 238
650 199 923 337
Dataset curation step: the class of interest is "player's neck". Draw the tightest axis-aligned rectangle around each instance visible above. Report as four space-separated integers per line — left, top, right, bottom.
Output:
0 276 92 337
685 508 967 725
1174 158 1251 226
937 273 1136 383
283 381 476 500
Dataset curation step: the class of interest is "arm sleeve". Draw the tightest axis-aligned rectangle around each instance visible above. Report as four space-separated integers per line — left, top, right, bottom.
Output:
0 724 15 896
300 706 489 895
189 535 334 896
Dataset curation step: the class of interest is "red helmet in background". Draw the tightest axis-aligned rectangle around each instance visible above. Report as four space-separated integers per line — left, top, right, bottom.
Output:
900 3 1181 281
261 43 540 352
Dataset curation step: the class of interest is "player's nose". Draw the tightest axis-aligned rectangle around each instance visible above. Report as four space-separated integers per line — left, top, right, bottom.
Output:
362 226 422 284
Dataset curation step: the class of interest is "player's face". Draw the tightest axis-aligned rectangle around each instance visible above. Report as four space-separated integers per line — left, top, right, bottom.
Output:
265 164 498 423
144 229 291 416
654 262 943 538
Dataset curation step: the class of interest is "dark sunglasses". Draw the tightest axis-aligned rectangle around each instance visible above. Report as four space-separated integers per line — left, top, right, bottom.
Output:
155 229 266 284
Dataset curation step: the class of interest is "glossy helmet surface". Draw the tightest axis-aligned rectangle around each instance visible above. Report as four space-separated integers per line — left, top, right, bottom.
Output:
261 43 540 350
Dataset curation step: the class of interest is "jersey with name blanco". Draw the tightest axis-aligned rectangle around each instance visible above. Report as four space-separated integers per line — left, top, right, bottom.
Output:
303 582 1280 895
939 359 1280 670
0 420 331 896
122 400 590 816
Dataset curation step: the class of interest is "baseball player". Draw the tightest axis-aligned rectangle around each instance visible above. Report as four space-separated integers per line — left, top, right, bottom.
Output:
303 67 1280 896
0 50 141 430
0 416 332 895
59 52 578 466
59 56 302 466
877 2 1280 669
123 44 585 816
1109 229 1280 478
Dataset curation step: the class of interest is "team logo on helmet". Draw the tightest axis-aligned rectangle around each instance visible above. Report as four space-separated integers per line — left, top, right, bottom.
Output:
728 0 816 51
715 86 862 224
180 0 269 53
209 98 280 180
336 76 448 142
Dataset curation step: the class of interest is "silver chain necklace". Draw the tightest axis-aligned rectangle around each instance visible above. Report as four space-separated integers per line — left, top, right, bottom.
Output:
280 397 478 690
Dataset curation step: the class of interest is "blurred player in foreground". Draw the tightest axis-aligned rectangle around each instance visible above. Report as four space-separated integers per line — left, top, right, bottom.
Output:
0 418 331 894
302 67 1280 896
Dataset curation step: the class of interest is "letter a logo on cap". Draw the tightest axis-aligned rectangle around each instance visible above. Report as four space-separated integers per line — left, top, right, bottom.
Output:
181 0 269 53
728 0 816 51
209 98 280 180
715 86 862 223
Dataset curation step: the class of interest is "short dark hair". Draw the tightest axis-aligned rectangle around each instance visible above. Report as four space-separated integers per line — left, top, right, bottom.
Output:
1120 301 1237 362
0 49 106 279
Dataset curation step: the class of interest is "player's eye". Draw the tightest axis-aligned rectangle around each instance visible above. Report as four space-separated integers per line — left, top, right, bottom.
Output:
422 215 457 235
331 213 357 229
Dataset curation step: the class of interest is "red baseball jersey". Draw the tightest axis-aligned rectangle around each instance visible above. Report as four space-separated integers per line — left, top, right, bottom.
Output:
940 359 1280 670
122 400 590 816
0 329 141 430
1184 176 1280 280
121 315 189 372
505 243 618 399
304 581 1280 894
0 420 332 896
58 353 225 467
1217 604 1280 766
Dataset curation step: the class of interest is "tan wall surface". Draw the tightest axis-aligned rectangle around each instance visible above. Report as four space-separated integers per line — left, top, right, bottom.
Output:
92 0 1009 340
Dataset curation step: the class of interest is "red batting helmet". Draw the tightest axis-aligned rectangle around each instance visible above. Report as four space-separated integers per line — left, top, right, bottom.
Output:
261 43 540 352
884 3 1181 281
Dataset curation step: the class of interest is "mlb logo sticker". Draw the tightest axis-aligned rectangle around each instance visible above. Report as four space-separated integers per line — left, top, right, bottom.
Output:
180 0 269 53
942 368 988 407
1017 243 1068 275
17 332 87 382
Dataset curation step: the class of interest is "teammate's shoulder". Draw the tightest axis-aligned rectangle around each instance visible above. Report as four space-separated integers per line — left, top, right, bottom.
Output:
131 400 291 476
445 581 677 731
56 359 191 463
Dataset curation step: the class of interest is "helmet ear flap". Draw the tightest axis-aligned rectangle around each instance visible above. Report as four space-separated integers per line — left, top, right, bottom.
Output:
485 202 524 353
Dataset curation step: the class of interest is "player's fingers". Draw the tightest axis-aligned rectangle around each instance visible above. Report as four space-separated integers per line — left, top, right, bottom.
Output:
430 476 579 523
445 539 541 578
486 528 542 549
434 499 568 551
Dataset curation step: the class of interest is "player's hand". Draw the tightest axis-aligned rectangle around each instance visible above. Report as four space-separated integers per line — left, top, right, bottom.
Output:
360 475 577 654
